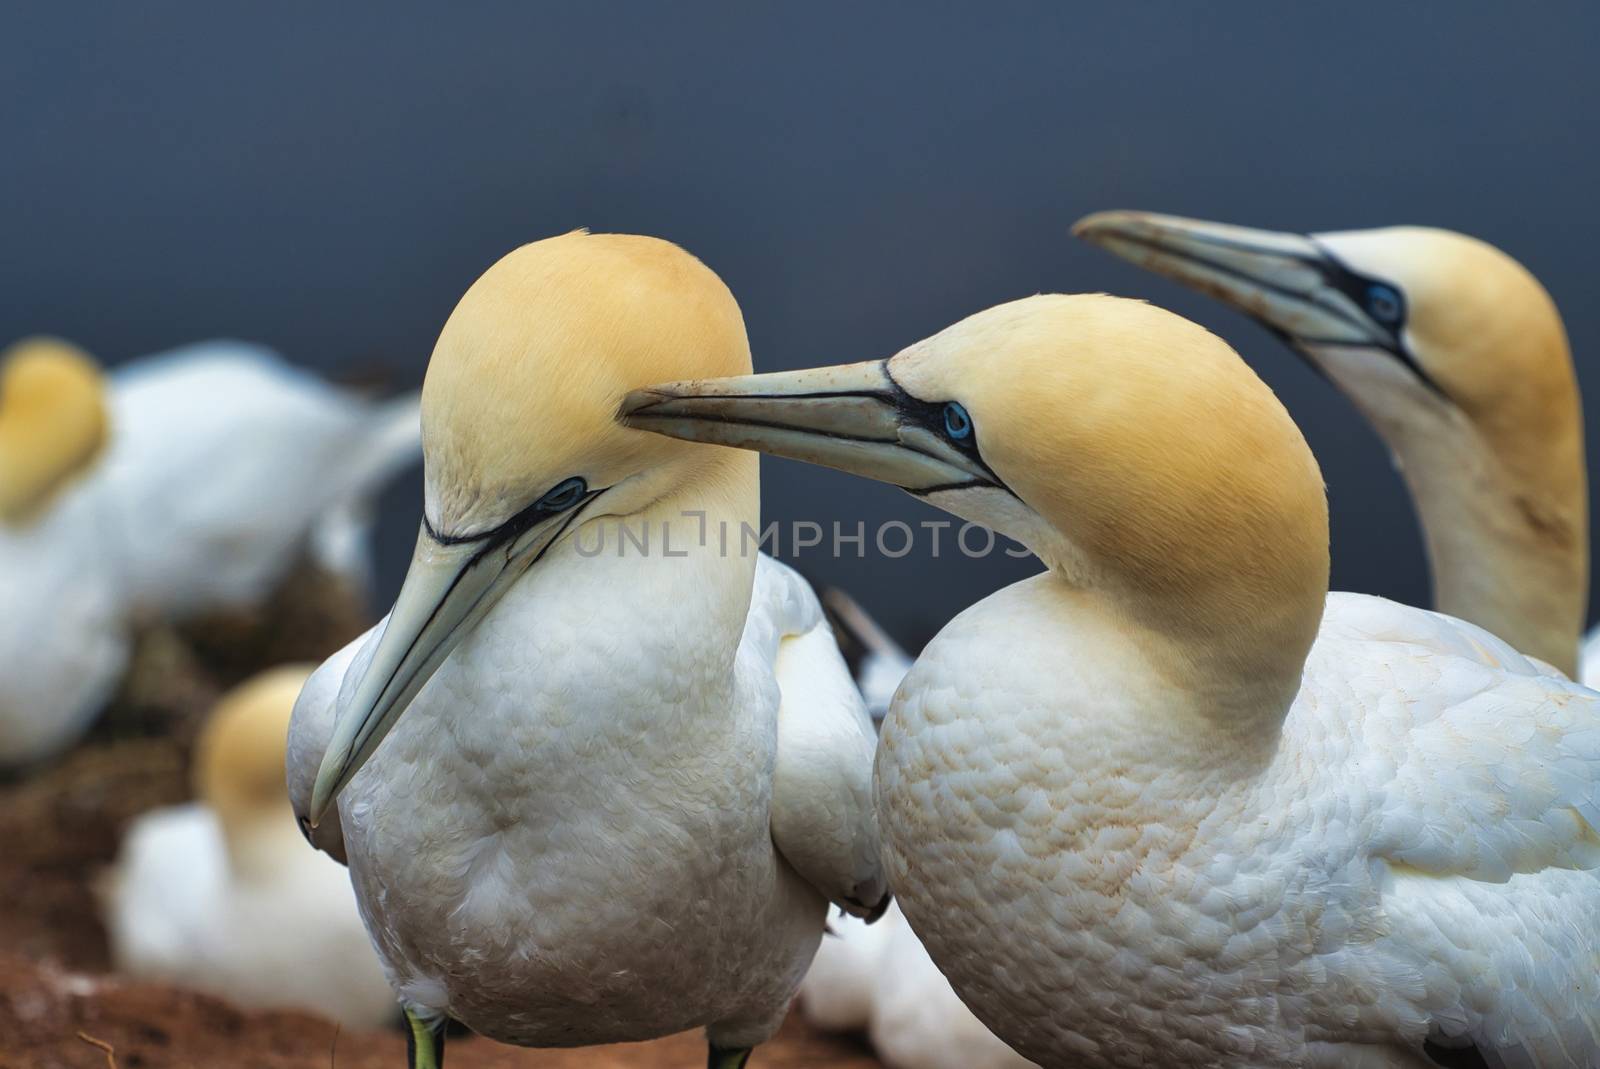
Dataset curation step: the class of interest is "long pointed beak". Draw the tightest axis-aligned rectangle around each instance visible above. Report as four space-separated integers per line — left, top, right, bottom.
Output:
619 360 999 495
1073 210 1446 398
1072 210 1378 343
307 510 578 824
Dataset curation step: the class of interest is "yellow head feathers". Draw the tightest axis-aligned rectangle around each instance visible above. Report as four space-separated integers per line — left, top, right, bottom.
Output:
194 664 314 837
423 230 753 537
0 337 108 523
1317 226 1577 446
891 294 1330 670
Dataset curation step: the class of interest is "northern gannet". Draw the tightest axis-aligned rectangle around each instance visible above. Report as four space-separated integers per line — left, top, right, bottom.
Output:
104 665 396 1028
0 339 123 764
0 337 421 764
623 293 1600 1068
804 590 1035 1069
1074 211 1590 684
289 231 886 1069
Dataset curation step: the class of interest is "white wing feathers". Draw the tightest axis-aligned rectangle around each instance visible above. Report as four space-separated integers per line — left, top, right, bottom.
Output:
1309 595 1600 1068
746 556 887 918
1323 595 1600 882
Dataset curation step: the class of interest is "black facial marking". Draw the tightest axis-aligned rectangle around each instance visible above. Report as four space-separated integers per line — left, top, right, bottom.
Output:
1101 226 1450 402
878 364 1010 493
425 479 597 548
1304 239 1449 400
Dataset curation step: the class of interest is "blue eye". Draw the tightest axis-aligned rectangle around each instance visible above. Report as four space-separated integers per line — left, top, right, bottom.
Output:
1366 284 1402 325
943 402 973 440
538 477 587 511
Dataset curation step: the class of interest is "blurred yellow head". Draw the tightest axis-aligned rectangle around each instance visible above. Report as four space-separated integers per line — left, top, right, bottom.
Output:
0 337 108 523
195 665 315 847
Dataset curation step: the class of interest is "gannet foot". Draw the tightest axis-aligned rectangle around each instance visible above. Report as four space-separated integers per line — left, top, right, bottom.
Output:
404 1008 446 1069
707 1042 752 1069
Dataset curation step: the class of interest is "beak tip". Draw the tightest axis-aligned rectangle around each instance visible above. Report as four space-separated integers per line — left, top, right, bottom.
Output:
1071 209 1146 247
306 789 330 829
307 753 345 828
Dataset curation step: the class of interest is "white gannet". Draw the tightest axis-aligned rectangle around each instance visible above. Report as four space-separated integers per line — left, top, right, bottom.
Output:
0 337 421 765
803 589 1035 1069
104 664 397 1028
623 293 1600 1068
0 339 125 764
1075 211 1590 685
288 231 886 1069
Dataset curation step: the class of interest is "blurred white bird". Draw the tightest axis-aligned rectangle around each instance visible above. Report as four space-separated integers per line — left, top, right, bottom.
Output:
804 589 1035 1069
103 665 397 1028
0 337 421 765
626 293 1600 1068
288 232 886 1069
1076 212 1595 686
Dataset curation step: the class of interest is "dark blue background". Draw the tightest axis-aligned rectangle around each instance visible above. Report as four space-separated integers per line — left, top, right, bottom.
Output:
6 3 1597 648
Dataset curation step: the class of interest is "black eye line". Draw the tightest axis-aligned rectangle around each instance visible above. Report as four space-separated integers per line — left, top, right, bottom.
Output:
878 365 1014 495
1119 227 1448 404
1305 240 1449 402
423 482 601 549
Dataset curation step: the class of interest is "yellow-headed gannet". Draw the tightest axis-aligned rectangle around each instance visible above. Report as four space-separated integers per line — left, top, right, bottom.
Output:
1076 211 1590 684
289 231 886 1069
0 338 122 764
104 665 396 1027
0 337 421 764
624 294 1600 1068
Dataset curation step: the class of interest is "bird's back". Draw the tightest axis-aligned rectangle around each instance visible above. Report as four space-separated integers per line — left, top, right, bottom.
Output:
104 342 419 615
1282 593 1600 1068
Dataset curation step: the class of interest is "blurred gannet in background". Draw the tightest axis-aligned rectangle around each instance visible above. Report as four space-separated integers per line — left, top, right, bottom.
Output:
288 231 886 1069
821 588 914 724
104 665 396 1028
1075 212 1592 683
625 294 1600 1067
104 340 423 614
802 901 1035 1069
0 339 124 764
804 589 1034 1069
0 337 421 764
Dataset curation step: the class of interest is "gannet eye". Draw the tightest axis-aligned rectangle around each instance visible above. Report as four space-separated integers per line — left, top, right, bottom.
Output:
942 402 973 440
538 477 587 511
1365 284 1403 325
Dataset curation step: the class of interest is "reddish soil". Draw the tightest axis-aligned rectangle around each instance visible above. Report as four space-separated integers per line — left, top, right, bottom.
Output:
0 563 880 1069
1 957 875 1069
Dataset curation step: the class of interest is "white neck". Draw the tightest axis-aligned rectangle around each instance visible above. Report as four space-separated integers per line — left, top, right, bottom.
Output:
1339 376 1587 677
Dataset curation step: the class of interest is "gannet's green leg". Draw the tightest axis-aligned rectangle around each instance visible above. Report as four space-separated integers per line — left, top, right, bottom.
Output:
404 1008 446 1069
707 1043 752 1069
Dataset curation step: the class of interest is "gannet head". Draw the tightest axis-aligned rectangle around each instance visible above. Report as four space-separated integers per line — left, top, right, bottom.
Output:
196 665 314 871
309 231 751 823
0 337 108 524
1072 212 1577 467
624 294 1329 691
1075 211 1586 671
